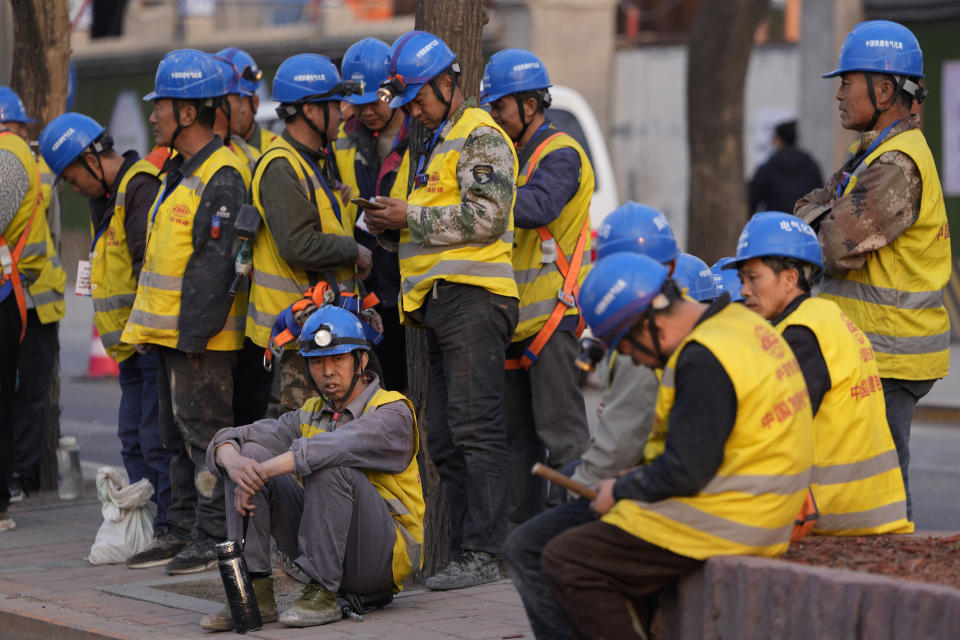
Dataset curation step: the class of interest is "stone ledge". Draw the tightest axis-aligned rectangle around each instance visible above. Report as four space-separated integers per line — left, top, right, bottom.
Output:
658 554 960 639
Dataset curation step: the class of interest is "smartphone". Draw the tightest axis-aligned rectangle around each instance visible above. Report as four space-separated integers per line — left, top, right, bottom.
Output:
350 197 386 210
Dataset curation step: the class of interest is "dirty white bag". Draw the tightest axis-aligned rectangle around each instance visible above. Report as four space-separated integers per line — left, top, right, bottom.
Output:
88 467 156 565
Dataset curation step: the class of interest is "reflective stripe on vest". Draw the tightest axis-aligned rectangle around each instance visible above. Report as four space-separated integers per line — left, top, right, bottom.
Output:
512 130 594 341
91 158 160 362
398 107 518 319
603 303 815 560
779 297 911 535
818 127 950 380
298 388 424 591
246 136 358 347
0 132 65 325
121 145 249 351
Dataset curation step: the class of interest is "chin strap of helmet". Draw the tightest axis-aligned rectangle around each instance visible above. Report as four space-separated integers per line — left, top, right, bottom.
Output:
169 99 184 153
864 72 908 131
305 350 366 422
77 134 115 197
622 280 680 369
427 64 461 127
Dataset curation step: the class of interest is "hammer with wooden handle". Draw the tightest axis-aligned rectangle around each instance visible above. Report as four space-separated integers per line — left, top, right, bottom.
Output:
531 462 598 501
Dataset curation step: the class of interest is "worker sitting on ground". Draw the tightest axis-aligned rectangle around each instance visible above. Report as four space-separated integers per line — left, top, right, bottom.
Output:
202 305 423 631
538 252 814 638
727 211 912 535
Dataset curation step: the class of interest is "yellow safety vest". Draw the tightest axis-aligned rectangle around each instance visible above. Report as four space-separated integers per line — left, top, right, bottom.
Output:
90 159 160 362
298 388 424 591
398 107 518 320
779 296 912 535
122 145 250 351
229 127 277 174
246 135 357 348
0 132 65 324
819 128 950 380
606 303 815 560
333 125 412 226
512 130 593 342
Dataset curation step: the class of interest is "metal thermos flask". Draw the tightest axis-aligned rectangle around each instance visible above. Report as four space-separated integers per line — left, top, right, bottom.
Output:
215 515 262 633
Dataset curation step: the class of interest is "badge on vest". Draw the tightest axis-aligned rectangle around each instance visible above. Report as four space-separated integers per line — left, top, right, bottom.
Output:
75 260 92 296
472 164 493 184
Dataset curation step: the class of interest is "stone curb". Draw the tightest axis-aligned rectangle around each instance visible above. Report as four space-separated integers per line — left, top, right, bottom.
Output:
659 555 960 639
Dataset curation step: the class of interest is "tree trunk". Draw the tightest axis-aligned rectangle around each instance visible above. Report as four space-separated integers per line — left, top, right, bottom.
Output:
685 0 767 264
405 0 488 582
10 0 69 490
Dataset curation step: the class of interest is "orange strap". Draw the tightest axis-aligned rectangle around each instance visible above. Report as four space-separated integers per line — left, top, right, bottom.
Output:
524 132 563 181
506 216 591 371
362 292 380 309
0 134 42 342
790 488 819 542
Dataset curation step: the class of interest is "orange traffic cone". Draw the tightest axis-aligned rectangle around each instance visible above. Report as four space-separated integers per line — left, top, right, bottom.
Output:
87 325 119 378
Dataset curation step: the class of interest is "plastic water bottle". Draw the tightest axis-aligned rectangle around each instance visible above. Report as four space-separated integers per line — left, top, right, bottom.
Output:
57 436 83 500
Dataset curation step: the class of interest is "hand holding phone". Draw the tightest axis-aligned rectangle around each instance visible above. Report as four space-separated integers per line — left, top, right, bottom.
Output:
350 197 386 210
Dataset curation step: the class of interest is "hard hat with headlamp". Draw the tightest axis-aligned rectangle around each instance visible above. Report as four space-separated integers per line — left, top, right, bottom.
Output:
299 305 370 359
342 37 391 106
377 31 458 108
216 47 263 95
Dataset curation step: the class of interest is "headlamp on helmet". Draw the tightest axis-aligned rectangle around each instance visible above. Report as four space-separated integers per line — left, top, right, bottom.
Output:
378 74 405 104
241 65 263 85
313 325 334 347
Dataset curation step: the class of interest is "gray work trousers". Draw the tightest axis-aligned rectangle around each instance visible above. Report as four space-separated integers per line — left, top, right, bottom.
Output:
225 442 396 595
158 347 238 541
505 330 590 523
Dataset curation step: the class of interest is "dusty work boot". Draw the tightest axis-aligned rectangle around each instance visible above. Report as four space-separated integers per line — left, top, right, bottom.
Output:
278 582 342 628
426 550 500 591
126 529 186 569
200 576 278 631
166 533 219 575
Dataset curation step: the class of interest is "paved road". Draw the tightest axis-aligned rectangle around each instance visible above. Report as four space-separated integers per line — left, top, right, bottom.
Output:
58 285 960 531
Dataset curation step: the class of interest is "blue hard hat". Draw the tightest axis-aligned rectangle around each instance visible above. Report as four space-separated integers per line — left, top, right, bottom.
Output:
725 211 823 271
216 47 263 94
595 202 679 263
823 20 924 79
341 37 390 105
580 253 670 349
711 258 744 302
381 31 457 108
212 55 252 97
0 86 34 123
67 62 77 111
38 112 106 178
144 49 226 101
272 54 344 104
479 49 551 105
673 253 717 302
299 305 370 358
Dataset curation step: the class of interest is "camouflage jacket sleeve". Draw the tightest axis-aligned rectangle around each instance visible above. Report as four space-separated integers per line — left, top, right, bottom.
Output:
406 125 515 247
817 150 921 275
794 171 842 224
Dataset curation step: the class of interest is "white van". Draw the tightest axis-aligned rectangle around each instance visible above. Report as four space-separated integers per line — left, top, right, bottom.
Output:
255 84 618 227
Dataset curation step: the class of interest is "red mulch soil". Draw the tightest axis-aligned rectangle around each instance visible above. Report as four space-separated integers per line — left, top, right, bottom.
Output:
781 534 960 590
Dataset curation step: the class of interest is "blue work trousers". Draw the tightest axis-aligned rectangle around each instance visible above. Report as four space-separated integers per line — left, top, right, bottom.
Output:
118 350 172 530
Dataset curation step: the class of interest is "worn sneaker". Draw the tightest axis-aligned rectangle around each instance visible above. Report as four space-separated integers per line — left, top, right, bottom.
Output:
0 510 15 533
200 576 278 631
165 534 219 575
278 583 341 628
425 550 500 591
127 530 186 569
9 476 23 503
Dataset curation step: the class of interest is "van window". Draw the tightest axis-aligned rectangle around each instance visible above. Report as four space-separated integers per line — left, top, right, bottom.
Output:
545 107 600 191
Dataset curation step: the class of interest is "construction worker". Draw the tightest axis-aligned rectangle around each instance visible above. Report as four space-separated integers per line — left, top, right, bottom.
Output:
365 30 519 590
122 49 250 574
795 20 950 520
333 37 411 392
247 53 371 413
203 306 423 630
727 211 911 535
0 86 66 503
215 47 276 170
504 202 682 638
673 252 718 302
539 252 814 638
38 113 179 564
210 50 276 429
478 49 591 522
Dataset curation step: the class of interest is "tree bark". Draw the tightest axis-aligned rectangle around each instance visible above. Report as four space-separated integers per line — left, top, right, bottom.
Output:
9 0 69 490
404 0 488 582
685 0 767 264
